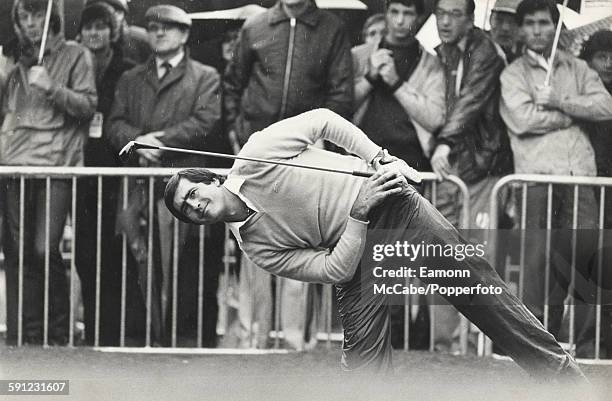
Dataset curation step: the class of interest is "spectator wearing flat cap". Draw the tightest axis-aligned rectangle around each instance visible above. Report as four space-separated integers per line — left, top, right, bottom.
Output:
86 0 151 63
489 0 522 63
108 4 223 347
74 1 140 346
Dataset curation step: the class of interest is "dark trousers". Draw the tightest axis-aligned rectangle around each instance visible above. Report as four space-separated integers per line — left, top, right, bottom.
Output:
335 186 582 378
3 178 71 344
74 176 146 345
165 221 222 347
520 185 599 345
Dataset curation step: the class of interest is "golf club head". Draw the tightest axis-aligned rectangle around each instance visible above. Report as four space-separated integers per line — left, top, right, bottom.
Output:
118 141 159 163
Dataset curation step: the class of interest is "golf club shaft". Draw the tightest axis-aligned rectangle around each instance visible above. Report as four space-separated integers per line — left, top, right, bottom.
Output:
131 141 374 177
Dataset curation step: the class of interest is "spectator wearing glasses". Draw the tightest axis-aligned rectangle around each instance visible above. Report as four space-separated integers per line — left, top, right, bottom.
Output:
430 0 513 352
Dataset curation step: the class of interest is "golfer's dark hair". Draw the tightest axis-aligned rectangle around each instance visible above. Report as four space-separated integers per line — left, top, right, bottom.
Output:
433 0 475 16
515 0 559 26
14 0 62 36
385 0 425 15
164 168 227 224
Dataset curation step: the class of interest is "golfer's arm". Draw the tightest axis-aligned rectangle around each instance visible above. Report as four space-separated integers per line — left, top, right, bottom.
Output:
239 108 381 164
245 218 368 284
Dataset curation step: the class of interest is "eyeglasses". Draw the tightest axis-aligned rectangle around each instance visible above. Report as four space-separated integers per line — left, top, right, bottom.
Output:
146 22 180 33
434 9 466 20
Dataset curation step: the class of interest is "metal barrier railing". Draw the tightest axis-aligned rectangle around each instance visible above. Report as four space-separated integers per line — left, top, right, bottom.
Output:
415 173 471 355
485 174 612 361
0 167 471 356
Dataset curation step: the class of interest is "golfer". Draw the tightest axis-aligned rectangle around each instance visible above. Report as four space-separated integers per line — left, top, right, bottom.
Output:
164 109 584 378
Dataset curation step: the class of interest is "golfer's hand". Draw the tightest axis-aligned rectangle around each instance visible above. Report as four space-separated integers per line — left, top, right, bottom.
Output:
28 66 54 94
431 144 451 181
350 170 404 221
374 150 421 186
135 131 164 164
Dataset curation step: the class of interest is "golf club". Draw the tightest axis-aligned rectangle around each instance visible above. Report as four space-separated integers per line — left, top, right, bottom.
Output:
119 141 421 184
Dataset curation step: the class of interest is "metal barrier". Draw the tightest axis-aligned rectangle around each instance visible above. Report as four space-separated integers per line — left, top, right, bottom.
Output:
0 167 471 356
409 173 471 355
485 174 612 362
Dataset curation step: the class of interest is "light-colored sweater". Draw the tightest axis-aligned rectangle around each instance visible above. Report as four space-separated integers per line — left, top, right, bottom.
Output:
228 109 381 284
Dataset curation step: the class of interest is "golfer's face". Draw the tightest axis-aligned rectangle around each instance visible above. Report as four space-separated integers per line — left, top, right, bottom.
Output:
173 178 224 224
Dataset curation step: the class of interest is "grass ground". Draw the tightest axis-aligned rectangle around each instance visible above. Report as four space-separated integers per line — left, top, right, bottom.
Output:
1 344 610 401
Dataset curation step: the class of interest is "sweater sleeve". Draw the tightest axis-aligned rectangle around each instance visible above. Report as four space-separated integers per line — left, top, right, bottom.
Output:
48 49 97 120
557 61 612 122
499 63 572 135
239 108 381 163
242 217 368 284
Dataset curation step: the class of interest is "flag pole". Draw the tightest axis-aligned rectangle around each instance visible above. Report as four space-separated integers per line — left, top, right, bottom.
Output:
544 0 569 86
37 0 54 65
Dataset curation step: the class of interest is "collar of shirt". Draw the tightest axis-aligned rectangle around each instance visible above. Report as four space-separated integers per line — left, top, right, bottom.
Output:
224 176 259 245
456 35 468 53
524 48 570 71
525 49 550 70
155 51 184 79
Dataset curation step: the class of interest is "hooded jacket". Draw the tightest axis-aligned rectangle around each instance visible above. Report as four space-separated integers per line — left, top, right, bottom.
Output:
0 7 97 166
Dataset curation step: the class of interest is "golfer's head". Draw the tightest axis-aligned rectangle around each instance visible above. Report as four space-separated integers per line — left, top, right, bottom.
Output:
164 168 227 225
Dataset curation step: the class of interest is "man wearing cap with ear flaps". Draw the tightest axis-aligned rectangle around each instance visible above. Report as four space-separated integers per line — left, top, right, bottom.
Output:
107 4 223 346
489 0 522 63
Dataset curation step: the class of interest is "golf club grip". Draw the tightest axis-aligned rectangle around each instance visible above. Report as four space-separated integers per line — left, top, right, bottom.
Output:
352 170 373 178
134 143 160 150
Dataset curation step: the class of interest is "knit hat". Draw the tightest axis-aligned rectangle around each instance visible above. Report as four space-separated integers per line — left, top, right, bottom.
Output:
79 2 116 38
85 0 128 13
581 30 612 61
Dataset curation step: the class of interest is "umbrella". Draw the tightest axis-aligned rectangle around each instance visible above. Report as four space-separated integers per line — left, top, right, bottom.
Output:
188 0 367 20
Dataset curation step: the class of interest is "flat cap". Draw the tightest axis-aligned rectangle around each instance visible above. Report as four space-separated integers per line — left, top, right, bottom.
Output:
492 0 522 13
85 0 128 13
145 5 192 28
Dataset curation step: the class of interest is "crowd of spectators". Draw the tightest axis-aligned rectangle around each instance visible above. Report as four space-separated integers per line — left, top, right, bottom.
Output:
1 0 612 359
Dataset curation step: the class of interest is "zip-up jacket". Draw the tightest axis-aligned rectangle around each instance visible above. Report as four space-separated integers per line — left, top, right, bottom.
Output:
223 1 354 145
435 28 513 184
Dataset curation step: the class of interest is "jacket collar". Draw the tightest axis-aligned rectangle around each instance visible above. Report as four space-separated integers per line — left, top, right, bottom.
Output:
267 1 320 27
144 49 189 92
523 48 572 70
